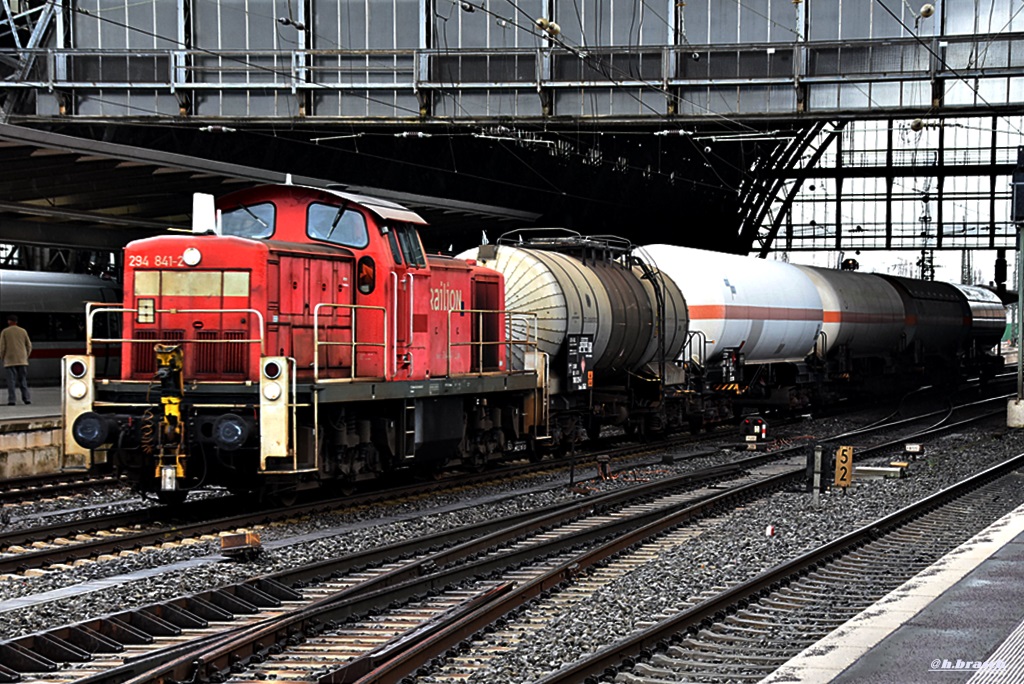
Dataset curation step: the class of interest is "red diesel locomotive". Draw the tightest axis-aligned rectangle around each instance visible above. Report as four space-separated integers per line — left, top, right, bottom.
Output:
63 185 548 503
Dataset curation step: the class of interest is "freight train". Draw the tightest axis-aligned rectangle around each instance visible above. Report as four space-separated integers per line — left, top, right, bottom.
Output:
60 184 1005 503
0 269 121 386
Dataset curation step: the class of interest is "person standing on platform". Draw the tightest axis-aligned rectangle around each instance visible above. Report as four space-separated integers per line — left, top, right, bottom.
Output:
0 315 32 406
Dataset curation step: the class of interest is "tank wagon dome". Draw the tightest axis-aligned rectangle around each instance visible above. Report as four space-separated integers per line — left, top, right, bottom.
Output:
457 242 688 374
639 244 823 364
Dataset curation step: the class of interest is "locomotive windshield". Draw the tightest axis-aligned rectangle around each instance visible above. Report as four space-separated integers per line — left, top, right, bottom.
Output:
221 202 275 238
307 202 369 248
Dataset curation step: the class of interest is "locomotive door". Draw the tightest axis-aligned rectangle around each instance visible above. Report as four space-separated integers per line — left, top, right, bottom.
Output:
387 222 428 380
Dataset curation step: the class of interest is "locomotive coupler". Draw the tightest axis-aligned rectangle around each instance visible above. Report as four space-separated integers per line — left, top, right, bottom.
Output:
153 344 187 486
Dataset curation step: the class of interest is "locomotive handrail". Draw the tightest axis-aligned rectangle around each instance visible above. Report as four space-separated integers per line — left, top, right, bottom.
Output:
446 309 539 377
312 302 387 383
406 272 416 377
391 271 399 379
84 303 266 354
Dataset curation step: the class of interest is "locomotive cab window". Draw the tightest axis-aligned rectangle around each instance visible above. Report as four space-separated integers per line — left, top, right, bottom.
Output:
392 222 426 268
385 228 403 265
308 202 369 249
221 202 275 238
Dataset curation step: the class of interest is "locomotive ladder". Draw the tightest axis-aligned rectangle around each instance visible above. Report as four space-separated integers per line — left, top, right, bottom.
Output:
400 398 416 459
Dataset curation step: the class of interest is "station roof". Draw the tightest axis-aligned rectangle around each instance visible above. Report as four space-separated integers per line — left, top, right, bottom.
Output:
0 124 539 252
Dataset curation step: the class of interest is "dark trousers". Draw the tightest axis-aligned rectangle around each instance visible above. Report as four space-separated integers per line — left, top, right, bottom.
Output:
5 366 29 404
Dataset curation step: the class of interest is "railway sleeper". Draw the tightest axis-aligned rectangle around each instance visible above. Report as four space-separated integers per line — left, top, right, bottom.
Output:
629 662 770 681
650 653 782 672
661 647 785 664
679 637 760 652
727 611 839 628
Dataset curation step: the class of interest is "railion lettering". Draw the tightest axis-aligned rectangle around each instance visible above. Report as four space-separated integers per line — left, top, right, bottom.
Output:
430 282 463 311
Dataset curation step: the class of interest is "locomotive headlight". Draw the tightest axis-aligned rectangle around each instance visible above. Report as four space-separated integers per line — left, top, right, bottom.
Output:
182 247 202 267
68 380 88 400
68 359 88 379
263 360 282 379
262 381 282 401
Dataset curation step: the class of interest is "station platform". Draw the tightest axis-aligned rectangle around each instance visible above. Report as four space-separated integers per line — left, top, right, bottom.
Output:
0 385 60 423
0 387 65 479
763 502 1024 683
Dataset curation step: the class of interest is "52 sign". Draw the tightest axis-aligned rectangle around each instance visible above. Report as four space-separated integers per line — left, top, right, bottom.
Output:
834 445 854 488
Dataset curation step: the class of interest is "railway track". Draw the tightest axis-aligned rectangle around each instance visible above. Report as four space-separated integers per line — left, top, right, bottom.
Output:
0 433 724 579
0 472 120 506
540 451 1024 684
0 388 1009 682
0 457 762 682
0 397 996 683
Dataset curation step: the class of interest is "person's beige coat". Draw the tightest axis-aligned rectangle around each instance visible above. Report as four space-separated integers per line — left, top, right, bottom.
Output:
0 325 32 367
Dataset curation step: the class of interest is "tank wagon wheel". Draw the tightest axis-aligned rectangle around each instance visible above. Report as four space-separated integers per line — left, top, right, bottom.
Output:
272 490 299 507
688 416 704 435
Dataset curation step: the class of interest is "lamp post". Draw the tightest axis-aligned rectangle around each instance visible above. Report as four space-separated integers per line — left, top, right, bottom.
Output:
1008 146 1024 427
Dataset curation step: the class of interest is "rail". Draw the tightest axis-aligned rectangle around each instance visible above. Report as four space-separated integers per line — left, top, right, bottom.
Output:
312 302 388 383
536 449 1024 683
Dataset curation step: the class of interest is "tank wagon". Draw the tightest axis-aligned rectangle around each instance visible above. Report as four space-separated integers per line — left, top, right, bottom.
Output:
61 185 1005 502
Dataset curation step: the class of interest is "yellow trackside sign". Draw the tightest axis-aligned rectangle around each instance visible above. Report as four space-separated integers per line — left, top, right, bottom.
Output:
834 445 854 488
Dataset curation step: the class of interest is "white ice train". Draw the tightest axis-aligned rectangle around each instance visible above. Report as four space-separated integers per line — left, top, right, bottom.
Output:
0 269 121 386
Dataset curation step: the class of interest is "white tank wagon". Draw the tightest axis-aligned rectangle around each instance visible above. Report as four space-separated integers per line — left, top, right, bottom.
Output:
639 245 824 366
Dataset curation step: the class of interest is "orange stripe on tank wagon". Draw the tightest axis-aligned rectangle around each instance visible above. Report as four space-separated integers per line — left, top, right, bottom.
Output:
688 304 821 321
822 311 904 324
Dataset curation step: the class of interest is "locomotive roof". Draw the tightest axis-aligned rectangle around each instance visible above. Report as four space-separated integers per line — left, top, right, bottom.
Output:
314 186 427 226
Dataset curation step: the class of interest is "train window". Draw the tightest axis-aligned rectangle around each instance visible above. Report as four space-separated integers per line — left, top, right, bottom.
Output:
385 228 403 265
307 202 369 249
393 223 426 268
135 271 160 296
221 202 275 238
357 256 375 295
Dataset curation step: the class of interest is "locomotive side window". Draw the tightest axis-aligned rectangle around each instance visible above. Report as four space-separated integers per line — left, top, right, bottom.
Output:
385 229 403 265
221 202 275 238
357 256 375 294
307 202 369 248
393 222 426 267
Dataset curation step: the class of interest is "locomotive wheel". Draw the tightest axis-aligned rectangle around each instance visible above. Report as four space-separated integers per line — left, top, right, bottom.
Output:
157 490 187 506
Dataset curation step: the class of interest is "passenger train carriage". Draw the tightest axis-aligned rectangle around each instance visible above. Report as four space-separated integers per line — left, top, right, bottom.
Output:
62 185 1005 503
0 269 120 385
